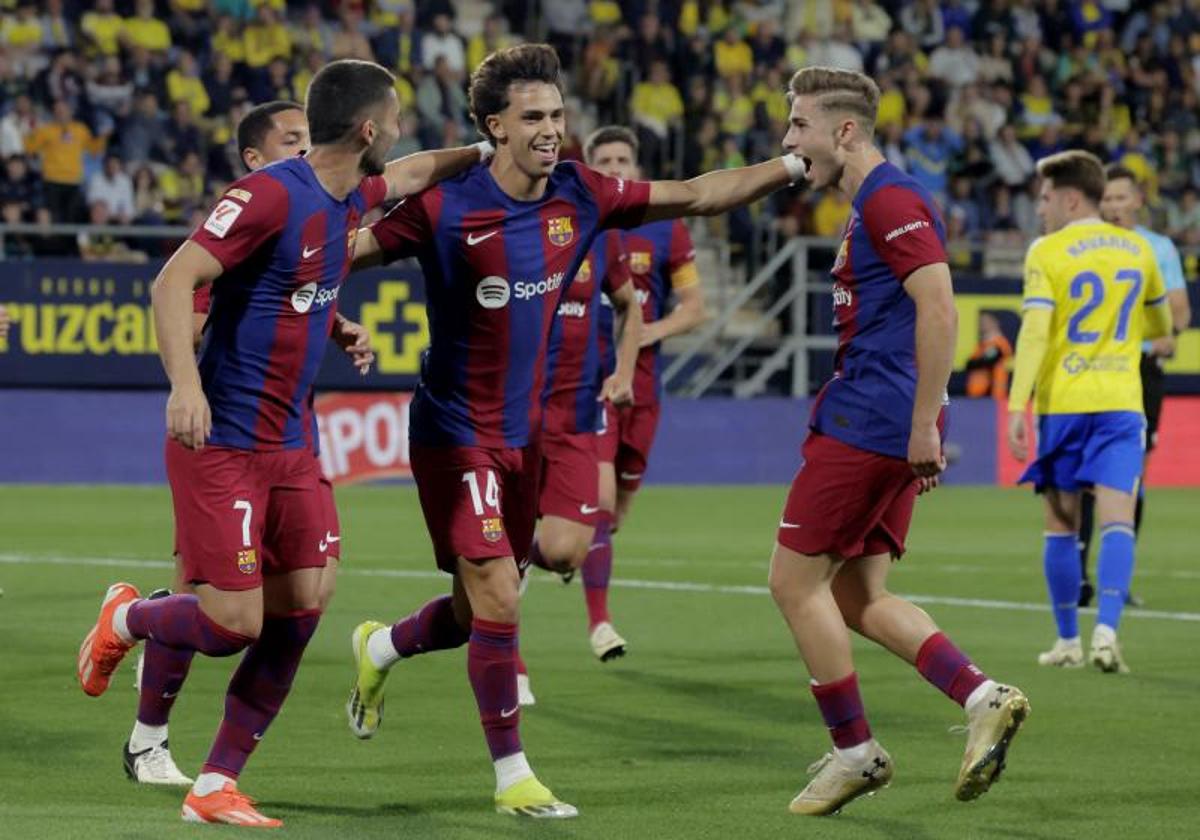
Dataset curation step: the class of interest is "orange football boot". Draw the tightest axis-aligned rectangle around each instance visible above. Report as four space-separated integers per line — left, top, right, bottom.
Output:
78 582 140 697
181 783 283 828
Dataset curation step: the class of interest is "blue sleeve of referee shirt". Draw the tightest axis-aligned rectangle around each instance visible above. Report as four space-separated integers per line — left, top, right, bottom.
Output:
1154 235 1186 292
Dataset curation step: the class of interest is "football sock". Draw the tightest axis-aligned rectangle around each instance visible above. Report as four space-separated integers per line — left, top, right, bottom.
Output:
582 515 613 629
810 672 872 750
136 638 195 726
126 594 254 657
201 610 320 780
964 679 999 714
468 619 522 761
1077 491 1096 578
516 651 528 676
1043 532 1080 639
915 632 988 707
1096 522 1136 632
128 721 168 753
494 751 534 793
371 595 468 668
192 771 235 796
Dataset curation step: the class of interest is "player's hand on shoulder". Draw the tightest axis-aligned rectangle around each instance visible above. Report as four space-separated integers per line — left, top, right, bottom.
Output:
1006 411 1029 462
333 315 375 376
166 383 211 450
600 373 634 407
907 423 945 480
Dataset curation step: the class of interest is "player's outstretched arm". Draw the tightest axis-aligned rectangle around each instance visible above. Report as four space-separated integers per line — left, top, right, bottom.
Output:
350 227 385 270
640 155 805 223
381 141 493 202
603 281 643 405
151 241 223 449
904 262 957 482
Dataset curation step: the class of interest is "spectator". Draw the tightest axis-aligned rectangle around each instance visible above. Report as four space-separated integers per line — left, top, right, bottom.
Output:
24 98 107 222
0 93 39 158
542 0 587 68
86 56 134 137
713 26 753 81
121 0 172 54
713 73 754 140
0 153 47 223
630 59 684 144
162 100 205 162
131 163 165 224
415 56 469 148
929 26 979 88
1 5 44 69
812 188 852 237
167 51 210 123
204 53 239 119
80 0 123 58
32 51 84 114
329 6 373 61
245 6 292 70
467 14 517 74
806 23 864 73
86 152 135 223
900 0 945 51
119 91 166 165
946 176 984 239
40 0 72 51
946 83 1005 140
1017 75 1060 139
77 200 147 263
964 312 1013 399
851 0 892 48
903 117 962 202
125 46 168 104
159 150 205 223
1167 187 1200 245
748 19 786 67
976 31 1015 85
623 12 673 79
990 124 1036 188
291 4 334 61
421 12 465 75
211 15 246 66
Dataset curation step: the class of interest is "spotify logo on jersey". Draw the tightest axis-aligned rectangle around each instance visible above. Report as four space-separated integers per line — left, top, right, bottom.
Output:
291 281 340 313
476 276 511 309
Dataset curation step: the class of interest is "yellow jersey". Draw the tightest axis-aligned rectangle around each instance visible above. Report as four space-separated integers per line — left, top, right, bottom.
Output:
1021 220 1167 415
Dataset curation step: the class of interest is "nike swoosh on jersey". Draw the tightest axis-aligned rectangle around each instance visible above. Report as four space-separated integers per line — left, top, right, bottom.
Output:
466 230 498 245
302 245 322 258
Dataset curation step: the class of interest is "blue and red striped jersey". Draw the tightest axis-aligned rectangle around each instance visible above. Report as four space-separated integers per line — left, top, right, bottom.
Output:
370 162 650 448
189 157 387 452
598 218 696 403
810 161 948 459
542 229 630 436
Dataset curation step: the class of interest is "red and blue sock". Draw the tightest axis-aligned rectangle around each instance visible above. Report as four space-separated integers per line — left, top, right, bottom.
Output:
390 595 469 658
468 618 522 761
915 632 988 707
811 672 872 749
126 594 253 657
581 514 613 629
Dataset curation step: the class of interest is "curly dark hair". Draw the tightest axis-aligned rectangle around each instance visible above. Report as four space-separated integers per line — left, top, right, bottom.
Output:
468 44 563 143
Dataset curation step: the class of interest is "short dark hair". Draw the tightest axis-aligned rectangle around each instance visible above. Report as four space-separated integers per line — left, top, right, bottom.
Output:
584 126 639 163
305 59 396 145
1037 150 1105 205
1104 163 1142 192
468 43 563 143
237 100 303 155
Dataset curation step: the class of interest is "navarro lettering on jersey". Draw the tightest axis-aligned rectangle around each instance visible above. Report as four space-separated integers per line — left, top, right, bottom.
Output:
884 219 931 242
514 272 565 300
547 216 574 246
557 300 587 318
1066 235 1143 258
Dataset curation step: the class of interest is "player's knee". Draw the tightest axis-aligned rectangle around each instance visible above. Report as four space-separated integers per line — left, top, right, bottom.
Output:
316 561 339 612
539 531 588 571
217 609 263 642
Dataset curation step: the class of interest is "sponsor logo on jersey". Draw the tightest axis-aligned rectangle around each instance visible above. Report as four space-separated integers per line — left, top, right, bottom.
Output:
884 219 931 242
629 251 652 274
226 188 253 203
832 283 853 307
481 517 504 543
1063 352 1130 375
203 199 243 238
514 271 565 300
575 258 592 284
237 549 257 575
557 300 587 318
476 276 511 309
547 216 574 246
291 281 340 313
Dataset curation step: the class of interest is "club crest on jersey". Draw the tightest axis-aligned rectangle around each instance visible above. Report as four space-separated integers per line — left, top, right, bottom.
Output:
833 239 849 272
629 252 651 274
547 216 574 246
237 549 257 575
576 258 592 283
477 276 511 309
481 517 504 543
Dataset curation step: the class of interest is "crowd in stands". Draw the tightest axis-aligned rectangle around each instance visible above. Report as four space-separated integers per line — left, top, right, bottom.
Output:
1 1 1199 264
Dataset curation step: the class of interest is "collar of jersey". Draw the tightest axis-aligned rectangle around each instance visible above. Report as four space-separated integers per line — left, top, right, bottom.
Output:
1063 216 1103 229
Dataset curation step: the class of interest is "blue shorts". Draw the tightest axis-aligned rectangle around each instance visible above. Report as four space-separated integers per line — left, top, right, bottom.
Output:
1018 411 1146 495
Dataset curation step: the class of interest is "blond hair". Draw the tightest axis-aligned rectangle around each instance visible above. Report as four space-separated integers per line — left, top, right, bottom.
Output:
788 67 880 136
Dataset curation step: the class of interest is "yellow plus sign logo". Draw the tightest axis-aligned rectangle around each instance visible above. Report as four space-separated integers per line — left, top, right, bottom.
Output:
360 281 429 375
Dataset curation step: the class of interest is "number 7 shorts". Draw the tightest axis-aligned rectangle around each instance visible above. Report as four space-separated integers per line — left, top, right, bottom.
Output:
165 438 328 591
409 443 541 574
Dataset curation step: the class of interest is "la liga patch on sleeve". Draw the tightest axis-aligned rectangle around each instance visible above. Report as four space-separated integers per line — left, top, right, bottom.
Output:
203 199 245 239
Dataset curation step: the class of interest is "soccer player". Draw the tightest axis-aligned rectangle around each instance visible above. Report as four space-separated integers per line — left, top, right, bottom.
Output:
122 100 376 787
344 44 806 818
1009 152 1172 674
769 67 1029 816
77 59 491 827
579 126 708 659
1075 165 1192 606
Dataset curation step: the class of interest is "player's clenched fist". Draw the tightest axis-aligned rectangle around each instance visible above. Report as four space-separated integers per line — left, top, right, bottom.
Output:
1006 411 1029 463
166 383 211 450
907 423 945 479
599 372 634 406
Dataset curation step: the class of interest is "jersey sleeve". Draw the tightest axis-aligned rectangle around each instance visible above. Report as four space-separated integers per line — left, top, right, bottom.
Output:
668 220 699 289
1021 241 1055 310
1156 237 1186 292
1143 248 1168 307
369 191 434 262
860 185 948 282
189 173 288 271
573 162 652 230
192 282 212 314
601 231 631 295
359 175 388 211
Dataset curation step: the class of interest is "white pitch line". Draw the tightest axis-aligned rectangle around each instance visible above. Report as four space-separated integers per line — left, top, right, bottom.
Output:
2 552 1199 623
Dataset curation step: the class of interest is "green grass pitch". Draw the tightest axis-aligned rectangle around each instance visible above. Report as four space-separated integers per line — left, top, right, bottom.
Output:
1 484 1197 839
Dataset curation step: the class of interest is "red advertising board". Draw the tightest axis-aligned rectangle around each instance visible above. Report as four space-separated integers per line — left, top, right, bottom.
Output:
315 392 413 485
